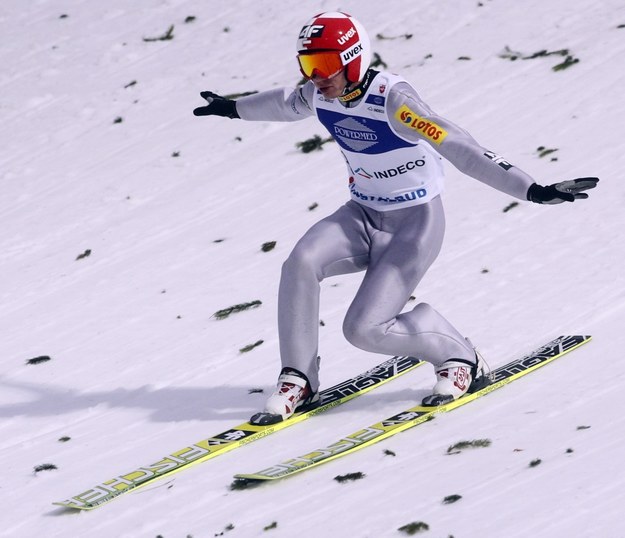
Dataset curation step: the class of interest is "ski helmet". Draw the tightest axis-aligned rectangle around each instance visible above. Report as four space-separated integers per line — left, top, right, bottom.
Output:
296 12 371 83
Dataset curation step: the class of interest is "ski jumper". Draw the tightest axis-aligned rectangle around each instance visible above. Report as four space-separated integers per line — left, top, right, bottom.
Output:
236 70 534 391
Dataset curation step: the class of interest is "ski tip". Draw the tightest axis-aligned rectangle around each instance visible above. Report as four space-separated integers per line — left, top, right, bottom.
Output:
230 476 264 490
562 334 592 341
52 501 91 511
558 335 593 348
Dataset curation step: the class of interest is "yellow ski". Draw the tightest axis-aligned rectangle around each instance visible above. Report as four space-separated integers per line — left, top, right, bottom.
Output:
54 355 422 510
234 335 591 484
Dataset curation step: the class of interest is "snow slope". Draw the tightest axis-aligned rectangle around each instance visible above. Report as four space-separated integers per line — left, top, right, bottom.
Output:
1 0 625 536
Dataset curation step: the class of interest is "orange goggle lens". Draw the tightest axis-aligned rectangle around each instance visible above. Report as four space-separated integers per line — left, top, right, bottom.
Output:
297 52 344 79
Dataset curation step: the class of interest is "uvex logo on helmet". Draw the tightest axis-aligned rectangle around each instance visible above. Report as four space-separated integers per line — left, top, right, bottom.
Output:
341 42 363 64
337 27 356 45
296 11 371 83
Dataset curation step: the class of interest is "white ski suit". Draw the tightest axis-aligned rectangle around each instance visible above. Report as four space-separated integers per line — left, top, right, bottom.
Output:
235 69 535 391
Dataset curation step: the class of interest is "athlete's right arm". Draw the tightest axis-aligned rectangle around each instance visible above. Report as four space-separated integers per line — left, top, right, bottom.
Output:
193 82 316 122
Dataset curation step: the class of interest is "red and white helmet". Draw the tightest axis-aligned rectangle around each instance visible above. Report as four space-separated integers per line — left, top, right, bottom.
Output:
296 12 371 83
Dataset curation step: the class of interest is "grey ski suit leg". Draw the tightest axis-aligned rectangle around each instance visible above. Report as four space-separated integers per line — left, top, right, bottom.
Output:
278 196 475 392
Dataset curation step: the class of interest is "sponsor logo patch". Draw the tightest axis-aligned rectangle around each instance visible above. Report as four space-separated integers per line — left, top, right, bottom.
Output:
365 94 386 106
354 167 373 179
484 150 514 170
332 117 379 151
395 105 448 145
299 24 324 40
341 41 363 64
349 183 428 204
338 88 363 102
372 158 426 179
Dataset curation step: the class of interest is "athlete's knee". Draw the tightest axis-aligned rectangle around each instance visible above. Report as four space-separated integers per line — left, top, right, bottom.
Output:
396 302 437 334
342 314 381 351
282 244 323 281
411 302 435 319
343 318 368 350
343 302 434 351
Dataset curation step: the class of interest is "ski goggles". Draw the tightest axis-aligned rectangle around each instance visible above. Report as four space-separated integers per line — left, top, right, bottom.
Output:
297 51 344 80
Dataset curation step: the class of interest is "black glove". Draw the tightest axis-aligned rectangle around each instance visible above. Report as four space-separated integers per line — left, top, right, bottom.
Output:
527 177 599 204
193 91 240 119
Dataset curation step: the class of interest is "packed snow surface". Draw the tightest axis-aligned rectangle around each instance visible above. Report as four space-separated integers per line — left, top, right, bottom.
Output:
1 1 624 536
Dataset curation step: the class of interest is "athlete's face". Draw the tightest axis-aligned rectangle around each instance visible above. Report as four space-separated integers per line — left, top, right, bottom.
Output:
311 69 348 99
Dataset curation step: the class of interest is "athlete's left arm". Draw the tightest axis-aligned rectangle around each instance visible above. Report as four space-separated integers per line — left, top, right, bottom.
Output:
387 83 535 199
387 83 598 203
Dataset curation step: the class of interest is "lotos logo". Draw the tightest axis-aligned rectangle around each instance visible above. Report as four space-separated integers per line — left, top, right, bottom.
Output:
338 87 363 102
395 105 448 145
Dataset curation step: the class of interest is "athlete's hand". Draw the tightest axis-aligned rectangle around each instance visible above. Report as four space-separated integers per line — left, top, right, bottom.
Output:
193 91 240 118
527 177 599 204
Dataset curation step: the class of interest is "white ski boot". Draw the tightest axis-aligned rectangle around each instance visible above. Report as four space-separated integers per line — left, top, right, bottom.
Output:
422 349 491 406
250 368 319 425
